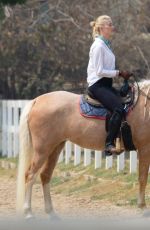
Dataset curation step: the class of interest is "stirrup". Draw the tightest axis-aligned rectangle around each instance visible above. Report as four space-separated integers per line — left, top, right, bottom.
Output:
104 149 113 156
106 144 117 153
105 145 123 156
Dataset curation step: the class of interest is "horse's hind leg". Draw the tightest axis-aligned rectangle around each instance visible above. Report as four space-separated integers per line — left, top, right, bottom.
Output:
24 153 48 219
40 142 65 219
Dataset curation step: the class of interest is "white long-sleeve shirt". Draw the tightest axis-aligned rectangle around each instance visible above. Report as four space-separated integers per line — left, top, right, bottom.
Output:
87 37 119 86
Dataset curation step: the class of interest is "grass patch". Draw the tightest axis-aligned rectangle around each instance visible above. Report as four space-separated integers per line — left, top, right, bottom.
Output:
1 157 150 208
68 181 94 195
58 161 85 172
129 197 137 206
0 156 18 164
0 167 17 178
50 176 70 187
50 160 150 208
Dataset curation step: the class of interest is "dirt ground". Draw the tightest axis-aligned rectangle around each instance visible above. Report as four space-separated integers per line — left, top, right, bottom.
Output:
0 176 145 220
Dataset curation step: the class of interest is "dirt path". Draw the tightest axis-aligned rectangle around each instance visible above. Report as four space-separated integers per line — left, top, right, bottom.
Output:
0 176 143 219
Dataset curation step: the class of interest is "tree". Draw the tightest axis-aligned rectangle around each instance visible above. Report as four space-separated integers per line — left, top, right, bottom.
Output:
0 0 27 5
0 0 149 99
0 0 27 20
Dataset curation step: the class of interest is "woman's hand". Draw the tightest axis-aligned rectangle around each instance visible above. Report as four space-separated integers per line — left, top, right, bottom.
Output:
119 71 133 80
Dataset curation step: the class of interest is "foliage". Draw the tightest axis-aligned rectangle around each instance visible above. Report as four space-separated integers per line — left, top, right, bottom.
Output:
0 0 150 99
0 0 27 5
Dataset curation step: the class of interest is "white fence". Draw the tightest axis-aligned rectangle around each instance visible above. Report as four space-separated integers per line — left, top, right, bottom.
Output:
1 100 29 158
0 100 138 173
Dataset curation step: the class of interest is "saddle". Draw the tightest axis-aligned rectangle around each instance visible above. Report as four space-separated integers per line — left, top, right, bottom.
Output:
81 80 137 152
85 80 134 110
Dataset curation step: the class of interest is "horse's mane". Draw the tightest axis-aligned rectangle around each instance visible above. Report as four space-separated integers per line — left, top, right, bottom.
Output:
138 79 150 90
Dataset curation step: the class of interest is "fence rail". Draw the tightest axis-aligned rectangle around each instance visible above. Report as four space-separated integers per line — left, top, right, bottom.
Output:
0 100 139 173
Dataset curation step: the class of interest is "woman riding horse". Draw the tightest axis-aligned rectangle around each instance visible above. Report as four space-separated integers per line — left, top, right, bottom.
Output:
16 15 150 219
87 15 132 154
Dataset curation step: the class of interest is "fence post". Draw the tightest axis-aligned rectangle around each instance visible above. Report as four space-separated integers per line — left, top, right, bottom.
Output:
130 151 137 173
65 141 72 164
74 144 81 166
1 99 30 158
84 148 91 166
0 101 2 155
13 101 19 157
7 101 13 158
58 150 64 163
95 150 102 169
105 155 113 169
2 100 7 156
117 152 125 172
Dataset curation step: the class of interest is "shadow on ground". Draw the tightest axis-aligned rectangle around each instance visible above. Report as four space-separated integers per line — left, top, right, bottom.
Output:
1 212 150 230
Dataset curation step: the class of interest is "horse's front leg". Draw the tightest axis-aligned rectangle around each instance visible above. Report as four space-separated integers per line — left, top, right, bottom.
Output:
138 149 150 208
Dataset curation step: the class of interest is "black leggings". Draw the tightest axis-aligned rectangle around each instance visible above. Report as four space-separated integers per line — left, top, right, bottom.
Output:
88 79 124 113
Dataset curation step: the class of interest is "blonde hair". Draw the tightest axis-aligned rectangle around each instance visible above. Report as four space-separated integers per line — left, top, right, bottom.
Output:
90 15 112 39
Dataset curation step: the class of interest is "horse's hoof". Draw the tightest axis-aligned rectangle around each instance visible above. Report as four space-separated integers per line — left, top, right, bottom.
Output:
25 213 35 221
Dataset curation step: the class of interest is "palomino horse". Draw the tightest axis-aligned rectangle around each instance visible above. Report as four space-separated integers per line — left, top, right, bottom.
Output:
16 80 150 219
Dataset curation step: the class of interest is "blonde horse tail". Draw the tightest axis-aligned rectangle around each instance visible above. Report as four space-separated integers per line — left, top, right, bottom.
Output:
16 100 35 214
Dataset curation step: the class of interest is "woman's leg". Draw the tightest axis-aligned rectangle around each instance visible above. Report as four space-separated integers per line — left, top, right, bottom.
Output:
88 84 124 154
88 84 123 112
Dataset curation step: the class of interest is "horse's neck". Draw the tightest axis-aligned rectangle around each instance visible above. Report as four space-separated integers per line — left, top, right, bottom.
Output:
127 81 150 125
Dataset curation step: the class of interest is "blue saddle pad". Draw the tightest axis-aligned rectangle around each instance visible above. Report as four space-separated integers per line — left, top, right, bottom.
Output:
79 95 108 120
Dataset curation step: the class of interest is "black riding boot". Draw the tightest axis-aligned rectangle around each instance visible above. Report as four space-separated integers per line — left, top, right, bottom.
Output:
105 109 123 155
